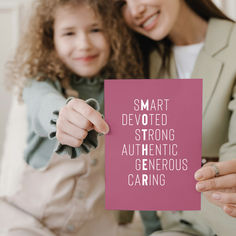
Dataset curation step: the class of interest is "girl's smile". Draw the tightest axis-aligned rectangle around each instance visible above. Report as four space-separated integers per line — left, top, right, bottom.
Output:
73 54 99 63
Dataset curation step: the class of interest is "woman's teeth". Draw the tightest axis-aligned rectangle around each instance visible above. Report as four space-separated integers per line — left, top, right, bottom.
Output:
142 11 160 29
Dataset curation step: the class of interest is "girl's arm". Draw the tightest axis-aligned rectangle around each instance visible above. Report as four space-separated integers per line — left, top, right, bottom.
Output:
23 79 108 139
23 79 108 159
23 79 67 137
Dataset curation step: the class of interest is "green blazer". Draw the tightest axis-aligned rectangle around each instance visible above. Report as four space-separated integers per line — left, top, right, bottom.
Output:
149 18 236 236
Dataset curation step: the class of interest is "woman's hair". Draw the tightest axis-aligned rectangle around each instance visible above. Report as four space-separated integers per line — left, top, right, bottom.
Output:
186 0 233 22
7 0 144 99
116 0 234 76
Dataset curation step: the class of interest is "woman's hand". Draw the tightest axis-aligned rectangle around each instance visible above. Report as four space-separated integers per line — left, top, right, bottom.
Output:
195 160 236 217
56 98 109 147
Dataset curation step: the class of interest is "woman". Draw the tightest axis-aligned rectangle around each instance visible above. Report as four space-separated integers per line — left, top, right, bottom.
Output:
114 0 236 235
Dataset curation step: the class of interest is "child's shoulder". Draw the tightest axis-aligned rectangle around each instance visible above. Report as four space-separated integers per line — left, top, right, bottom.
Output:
23 77 64 100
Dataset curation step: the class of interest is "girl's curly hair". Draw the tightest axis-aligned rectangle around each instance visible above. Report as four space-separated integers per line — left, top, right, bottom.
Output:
7 0 144 99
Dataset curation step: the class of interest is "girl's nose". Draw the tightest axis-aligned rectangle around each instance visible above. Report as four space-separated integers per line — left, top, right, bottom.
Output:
126 0 145 19
76 33 91 51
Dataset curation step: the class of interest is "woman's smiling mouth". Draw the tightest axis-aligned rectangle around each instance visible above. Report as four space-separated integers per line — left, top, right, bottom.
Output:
141 10 161 31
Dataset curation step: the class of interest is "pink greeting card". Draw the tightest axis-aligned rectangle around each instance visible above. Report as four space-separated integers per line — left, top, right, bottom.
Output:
105 79 202 211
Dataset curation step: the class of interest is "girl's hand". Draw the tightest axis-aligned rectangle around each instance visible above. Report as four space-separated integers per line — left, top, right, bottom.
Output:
195 160 236 217
56 98 109 147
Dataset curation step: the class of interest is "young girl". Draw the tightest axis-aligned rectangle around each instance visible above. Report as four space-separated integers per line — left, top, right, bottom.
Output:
0 0 143 235
115 0 236 235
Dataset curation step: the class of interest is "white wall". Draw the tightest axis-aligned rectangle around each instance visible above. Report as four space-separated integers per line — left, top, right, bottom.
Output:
0 0 33 194
0 1 21 160
0 0 33 156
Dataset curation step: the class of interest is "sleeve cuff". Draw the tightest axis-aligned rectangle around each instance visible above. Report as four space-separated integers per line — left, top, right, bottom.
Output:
49 98 101 159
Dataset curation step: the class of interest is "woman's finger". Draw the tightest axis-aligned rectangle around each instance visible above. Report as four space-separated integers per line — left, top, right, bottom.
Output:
196 173 236 191
204 191 236 217
194 160 236 181
223 205 236 218
212 192 236 205
203 191 223 208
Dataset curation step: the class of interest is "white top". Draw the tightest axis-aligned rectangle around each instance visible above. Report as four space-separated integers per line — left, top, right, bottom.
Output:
173 42 204 79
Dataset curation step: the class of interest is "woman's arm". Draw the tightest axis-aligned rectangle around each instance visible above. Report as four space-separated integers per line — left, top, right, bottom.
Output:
195 81 236 217
195 160 236 217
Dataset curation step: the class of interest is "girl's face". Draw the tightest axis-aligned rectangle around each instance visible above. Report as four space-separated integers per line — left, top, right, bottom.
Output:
121 0 181 41
54 3 110 78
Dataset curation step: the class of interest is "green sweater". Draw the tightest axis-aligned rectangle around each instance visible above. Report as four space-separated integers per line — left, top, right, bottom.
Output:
23 76 104 169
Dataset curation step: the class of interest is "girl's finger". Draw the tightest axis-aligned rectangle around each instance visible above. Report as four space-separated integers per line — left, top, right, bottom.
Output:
194 160 236 181
61 106 93 131
223 205 236 218
57 119 88 140
212 192 236 205
56 130 83 147
68 99 109 134
196 174 236 192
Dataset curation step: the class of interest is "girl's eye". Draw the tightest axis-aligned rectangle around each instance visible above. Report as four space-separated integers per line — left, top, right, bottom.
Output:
63 32 75 36
91 28 102 33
